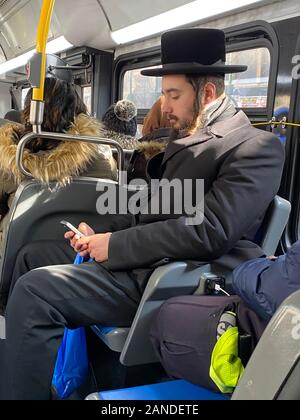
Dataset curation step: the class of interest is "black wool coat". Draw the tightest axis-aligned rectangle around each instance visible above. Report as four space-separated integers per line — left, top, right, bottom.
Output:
108 111 285 272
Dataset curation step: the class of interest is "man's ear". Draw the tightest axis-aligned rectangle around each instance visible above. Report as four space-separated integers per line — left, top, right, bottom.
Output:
202 82 217 107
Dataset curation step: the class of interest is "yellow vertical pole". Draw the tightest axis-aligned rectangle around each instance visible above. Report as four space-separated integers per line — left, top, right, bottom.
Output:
32 0 56 102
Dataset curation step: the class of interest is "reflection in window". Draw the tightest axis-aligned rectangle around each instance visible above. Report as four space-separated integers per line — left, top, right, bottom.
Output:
122 48 270 110
225 48 270 108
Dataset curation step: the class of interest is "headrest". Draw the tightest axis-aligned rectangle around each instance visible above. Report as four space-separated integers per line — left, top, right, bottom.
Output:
27 53 73 87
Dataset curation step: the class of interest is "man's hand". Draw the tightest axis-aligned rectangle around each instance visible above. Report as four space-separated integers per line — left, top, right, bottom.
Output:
64 222 95 255
76 233 112 262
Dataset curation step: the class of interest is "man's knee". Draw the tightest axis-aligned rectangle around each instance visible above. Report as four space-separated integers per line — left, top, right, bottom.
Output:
12 267 55 303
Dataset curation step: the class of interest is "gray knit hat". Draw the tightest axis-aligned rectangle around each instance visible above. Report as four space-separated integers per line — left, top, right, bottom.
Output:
102 99 137 137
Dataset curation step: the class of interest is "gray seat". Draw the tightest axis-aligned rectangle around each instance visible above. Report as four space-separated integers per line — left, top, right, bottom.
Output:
0 130 126 306
232 289 300 400
92 195 291 366
0 177 128 304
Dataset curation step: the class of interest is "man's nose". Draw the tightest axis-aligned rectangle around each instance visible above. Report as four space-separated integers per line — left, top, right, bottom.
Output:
161 99 172 114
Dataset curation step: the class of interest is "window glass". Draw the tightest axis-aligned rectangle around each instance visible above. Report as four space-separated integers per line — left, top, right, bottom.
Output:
122 47 270 110
225 48 270 108
82 86 92 114
21 87 30 108
123 67 161 109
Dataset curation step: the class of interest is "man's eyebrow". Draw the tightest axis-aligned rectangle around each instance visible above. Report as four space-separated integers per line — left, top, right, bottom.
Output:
162 88 182 95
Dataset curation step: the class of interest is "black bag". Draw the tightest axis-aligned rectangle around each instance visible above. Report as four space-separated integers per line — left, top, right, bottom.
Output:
150 295 267 392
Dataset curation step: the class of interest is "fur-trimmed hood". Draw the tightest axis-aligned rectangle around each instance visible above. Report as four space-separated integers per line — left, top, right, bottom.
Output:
0 114 108 185
136 141 167 160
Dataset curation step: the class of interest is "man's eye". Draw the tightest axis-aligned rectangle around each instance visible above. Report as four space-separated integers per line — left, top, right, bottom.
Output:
171 96 180 100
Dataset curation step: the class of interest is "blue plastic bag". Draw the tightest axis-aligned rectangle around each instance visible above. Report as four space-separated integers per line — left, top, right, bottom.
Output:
52 254 91 399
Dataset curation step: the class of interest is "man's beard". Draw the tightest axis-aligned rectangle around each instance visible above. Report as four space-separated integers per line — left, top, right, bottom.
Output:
171 111 207 134
167 91 207 133
167 112 200 132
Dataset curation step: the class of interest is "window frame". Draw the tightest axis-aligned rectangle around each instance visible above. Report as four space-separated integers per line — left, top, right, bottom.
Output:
225 42 272 113
114 21 279 123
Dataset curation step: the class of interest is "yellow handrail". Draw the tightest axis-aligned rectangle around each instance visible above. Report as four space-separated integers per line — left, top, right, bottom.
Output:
253 121 300 128
32 0 55 102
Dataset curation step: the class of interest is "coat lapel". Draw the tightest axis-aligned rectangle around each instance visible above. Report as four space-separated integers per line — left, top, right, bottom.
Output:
162 127 214 165
162 111 251 166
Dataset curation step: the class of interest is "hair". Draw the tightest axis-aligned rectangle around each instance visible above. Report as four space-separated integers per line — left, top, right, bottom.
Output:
22 77 88 153
186 74 225 121
102 99 137 137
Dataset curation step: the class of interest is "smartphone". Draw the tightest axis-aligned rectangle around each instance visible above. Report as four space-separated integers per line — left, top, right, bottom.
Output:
60 220 86 238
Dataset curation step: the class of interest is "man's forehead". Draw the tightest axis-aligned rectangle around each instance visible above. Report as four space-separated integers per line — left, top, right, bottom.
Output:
162 74 188 92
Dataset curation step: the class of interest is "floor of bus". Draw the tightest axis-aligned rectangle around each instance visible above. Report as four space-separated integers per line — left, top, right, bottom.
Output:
69 328 167 400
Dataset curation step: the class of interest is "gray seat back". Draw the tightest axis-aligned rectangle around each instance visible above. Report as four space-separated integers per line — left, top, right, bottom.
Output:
232 290 300 400
0 177 124 303
260 195 291 256
96 195 291 366
120 262 214 365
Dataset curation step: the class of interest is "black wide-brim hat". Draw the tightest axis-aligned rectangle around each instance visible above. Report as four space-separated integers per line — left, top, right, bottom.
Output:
142 28 247 77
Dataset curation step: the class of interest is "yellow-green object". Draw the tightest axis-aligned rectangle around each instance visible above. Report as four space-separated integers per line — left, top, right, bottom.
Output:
210 327 244 394
33 0 55 101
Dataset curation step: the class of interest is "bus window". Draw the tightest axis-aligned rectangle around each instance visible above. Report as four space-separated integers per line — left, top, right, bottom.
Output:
21 87 30 108
123 66 161 109
122 48 270 111
82 86 92 114
225 47 270 109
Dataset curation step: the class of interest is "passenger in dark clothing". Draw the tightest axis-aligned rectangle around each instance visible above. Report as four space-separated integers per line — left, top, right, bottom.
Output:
232 240 300 321
0 28 284 399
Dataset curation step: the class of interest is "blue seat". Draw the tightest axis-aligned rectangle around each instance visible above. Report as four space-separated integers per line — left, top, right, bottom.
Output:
85 379 228 400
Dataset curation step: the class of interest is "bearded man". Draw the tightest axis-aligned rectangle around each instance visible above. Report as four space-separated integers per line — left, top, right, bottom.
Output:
0 28 284 399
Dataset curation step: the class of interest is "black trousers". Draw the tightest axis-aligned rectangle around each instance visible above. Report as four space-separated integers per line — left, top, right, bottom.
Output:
1 241 150 400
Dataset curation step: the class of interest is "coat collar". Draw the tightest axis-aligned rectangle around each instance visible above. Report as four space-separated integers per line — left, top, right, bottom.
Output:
162 111 251 165
209 110 251 137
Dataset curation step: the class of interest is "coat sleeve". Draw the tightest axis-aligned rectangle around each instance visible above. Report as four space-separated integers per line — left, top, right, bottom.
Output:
107 133 285 271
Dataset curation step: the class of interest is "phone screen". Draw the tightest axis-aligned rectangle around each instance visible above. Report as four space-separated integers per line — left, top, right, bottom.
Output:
60 220 85 237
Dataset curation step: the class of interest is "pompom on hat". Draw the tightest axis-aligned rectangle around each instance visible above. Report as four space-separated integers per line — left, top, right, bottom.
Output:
102 99 137 137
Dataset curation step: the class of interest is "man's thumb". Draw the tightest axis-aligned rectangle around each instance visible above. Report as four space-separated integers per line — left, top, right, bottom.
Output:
79 223 87 232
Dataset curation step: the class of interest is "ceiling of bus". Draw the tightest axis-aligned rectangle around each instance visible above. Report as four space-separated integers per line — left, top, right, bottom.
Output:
0 0 61 60
100 0 194 31
0 0 195 61
53 0 195 50
0 0 299 65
